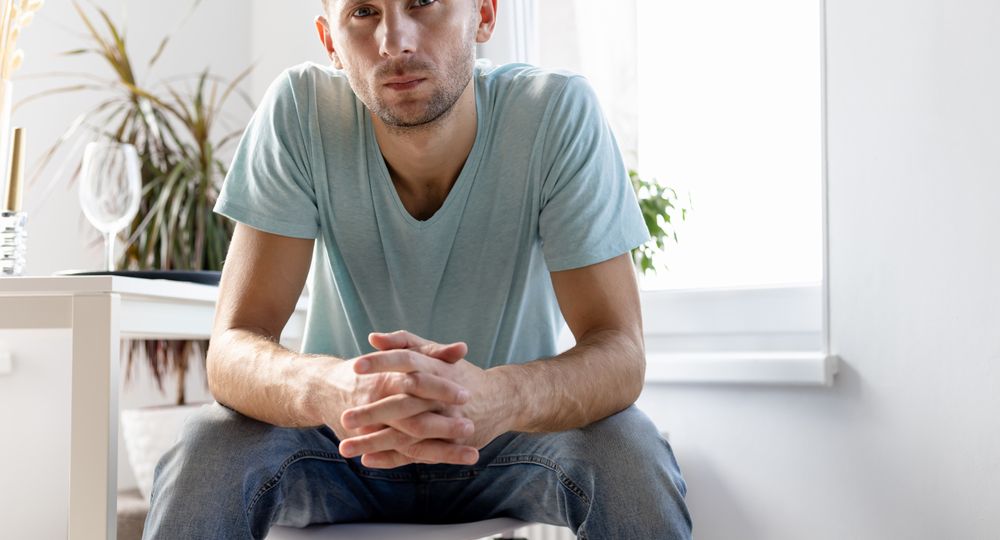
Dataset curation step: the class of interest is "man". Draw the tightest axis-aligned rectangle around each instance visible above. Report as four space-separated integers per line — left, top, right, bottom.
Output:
144 0 691 538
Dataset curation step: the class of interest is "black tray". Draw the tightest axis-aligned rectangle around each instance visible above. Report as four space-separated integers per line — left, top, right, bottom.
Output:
64 270 222 286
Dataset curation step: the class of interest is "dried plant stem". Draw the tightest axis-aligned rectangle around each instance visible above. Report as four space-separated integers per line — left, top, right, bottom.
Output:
0 0 45 80
0 0 14 81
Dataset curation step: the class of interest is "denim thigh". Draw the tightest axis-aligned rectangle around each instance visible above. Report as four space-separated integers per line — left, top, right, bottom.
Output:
142 402 423 539
418 404 693 539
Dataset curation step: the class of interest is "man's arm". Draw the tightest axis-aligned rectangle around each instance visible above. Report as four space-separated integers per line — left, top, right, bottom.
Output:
493 252 645 433
207 223 327 427
346 307 643 464
210 224 476 465
341 251 645 467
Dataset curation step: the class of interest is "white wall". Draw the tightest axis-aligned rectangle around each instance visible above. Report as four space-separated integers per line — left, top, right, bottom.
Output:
0 330 73 537
249 1 330 102
636 0 1000 538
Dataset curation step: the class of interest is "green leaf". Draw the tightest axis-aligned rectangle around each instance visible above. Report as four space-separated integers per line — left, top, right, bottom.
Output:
147 35 171 69
60 48 99 56
627 169 692 277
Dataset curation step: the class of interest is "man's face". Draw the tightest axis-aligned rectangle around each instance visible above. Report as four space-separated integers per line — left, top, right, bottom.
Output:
319 0 494 129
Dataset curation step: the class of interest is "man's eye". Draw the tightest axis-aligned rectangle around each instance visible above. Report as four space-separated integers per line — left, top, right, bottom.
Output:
412 0 437 7
352 6 377 17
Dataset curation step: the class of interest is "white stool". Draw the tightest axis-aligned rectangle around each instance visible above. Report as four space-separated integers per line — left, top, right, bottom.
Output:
266 518 532 539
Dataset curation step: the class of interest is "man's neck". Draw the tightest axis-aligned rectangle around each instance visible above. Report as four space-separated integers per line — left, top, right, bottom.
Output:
371 81 478 202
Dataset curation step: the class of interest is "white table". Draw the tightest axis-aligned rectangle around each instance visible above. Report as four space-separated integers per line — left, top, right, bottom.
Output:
0 276 306 540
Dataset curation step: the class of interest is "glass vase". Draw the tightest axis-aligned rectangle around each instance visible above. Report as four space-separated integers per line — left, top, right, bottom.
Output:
0 210 26 276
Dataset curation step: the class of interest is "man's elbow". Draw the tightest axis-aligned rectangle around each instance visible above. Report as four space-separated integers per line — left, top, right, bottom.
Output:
620 329 646 405
631 354 646 402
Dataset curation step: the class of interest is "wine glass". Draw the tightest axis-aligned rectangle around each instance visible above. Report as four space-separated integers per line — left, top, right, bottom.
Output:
78 141 142 271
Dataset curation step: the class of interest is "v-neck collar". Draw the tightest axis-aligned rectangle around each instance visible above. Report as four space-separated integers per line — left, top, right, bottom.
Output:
364 74 488 230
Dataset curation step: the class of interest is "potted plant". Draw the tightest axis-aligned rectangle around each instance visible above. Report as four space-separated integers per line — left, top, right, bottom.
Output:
30 1 253 500
32 0 253 400
628 168 691 277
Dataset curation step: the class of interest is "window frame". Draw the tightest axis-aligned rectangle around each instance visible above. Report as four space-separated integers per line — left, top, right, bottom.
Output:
490 0 839 386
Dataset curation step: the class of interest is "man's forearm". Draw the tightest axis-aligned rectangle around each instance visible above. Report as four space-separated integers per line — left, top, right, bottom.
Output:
206 327 341 428
491 328 646 433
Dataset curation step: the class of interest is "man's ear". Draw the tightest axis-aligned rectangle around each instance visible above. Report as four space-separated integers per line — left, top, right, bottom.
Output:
474 0 498 44
314 15 344 69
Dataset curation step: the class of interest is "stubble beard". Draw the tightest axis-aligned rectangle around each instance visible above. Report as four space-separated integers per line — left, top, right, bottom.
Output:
350 39 477 133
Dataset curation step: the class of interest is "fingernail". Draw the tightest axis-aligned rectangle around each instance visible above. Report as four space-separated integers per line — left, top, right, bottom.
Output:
355 359 369 372
457 390 470 402
462 449 477 463
462 421 474 436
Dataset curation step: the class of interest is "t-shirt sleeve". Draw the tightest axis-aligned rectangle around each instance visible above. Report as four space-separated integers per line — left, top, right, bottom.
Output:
538 76 650 272
213 71 319 239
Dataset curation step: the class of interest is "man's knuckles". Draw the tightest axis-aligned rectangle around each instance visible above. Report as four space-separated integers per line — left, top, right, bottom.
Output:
361 370 467 408
393 413 470 439
366 371 413 398
369 334 468 365
387 371 439 399
402 440 443 462
358 439 477 468
362 450 413 469
341 427 410 457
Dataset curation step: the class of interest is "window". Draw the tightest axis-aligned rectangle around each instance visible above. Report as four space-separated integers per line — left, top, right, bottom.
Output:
482 0 837 385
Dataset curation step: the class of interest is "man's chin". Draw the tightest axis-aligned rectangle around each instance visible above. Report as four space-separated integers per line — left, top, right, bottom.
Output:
376 105 450 130
379 115 436 130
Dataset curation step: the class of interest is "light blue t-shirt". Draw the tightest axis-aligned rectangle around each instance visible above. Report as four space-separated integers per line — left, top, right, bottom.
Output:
214 60 649 368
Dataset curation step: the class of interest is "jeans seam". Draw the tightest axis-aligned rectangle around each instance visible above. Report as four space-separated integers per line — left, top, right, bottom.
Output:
486 454 592 506
244 449 421 521
245 450 346 518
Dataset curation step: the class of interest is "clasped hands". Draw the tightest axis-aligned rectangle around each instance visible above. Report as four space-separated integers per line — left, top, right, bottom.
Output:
323 330 511 469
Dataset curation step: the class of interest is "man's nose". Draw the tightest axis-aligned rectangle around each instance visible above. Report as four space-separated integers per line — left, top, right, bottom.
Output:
377 10 417 58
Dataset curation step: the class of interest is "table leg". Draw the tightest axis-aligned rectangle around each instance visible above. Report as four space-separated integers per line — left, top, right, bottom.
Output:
69 294 120 540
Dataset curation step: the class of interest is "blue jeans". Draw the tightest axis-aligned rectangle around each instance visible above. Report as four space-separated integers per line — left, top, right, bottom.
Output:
142 402 691 539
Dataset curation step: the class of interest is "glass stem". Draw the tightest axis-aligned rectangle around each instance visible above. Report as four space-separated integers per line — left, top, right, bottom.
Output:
104 231 115 271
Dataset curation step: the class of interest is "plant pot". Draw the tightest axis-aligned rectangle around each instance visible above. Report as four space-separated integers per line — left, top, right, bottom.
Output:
120 402 210 501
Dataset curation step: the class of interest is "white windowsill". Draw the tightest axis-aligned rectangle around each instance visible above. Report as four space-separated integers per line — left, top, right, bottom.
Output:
645 351 839 386
620 284 840 387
